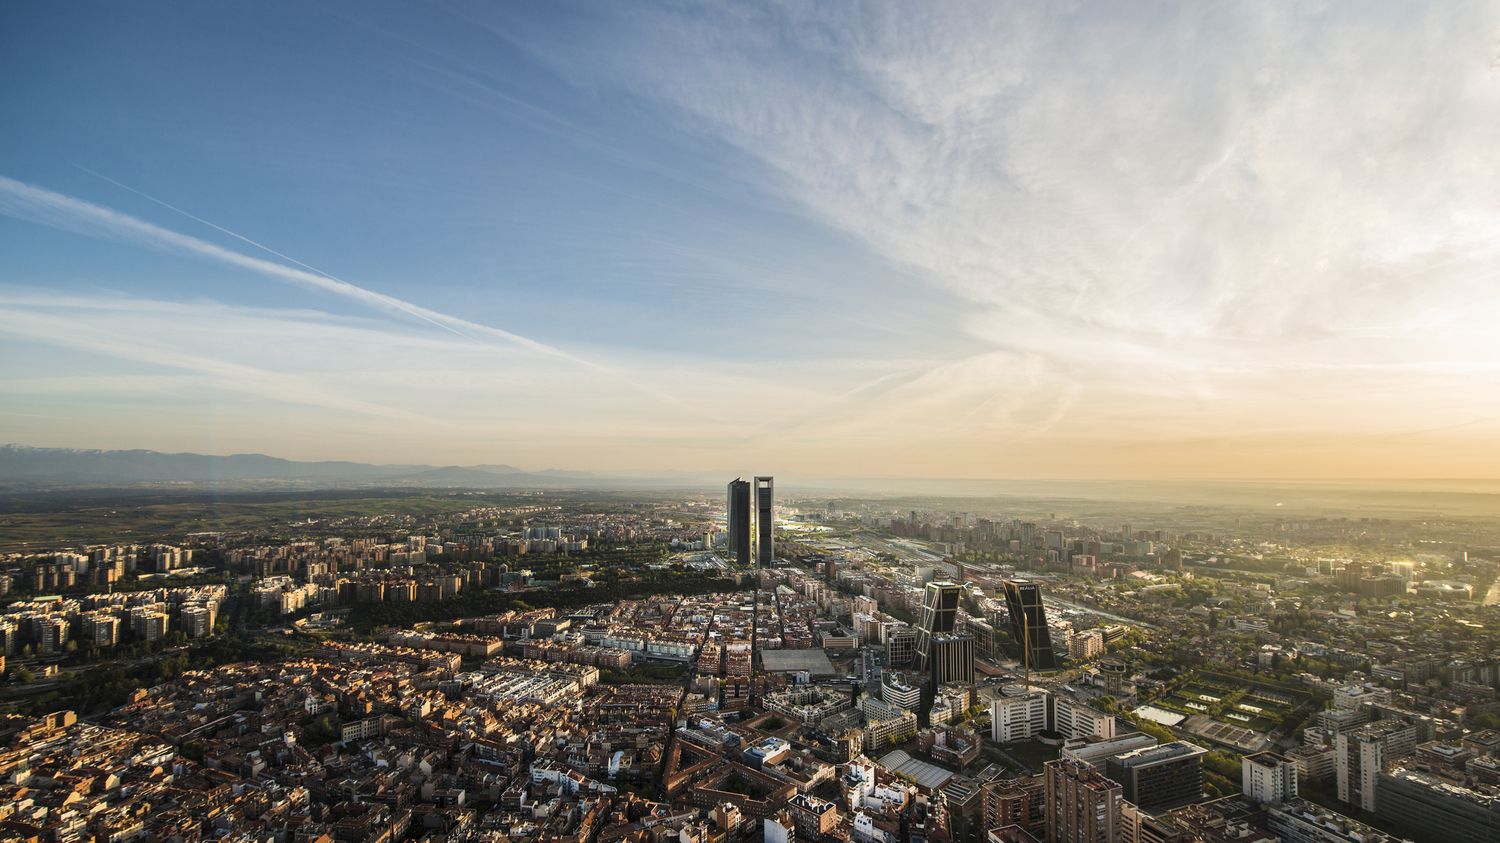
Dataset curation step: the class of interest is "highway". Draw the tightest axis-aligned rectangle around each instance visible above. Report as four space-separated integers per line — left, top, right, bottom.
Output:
1045 595 1159 630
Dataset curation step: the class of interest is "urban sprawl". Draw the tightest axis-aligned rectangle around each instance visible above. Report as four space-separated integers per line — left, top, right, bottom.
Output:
1 479 1498 843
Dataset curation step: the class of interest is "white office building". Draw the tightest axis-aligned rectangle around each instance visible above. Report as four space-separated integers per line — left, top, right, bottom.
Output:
990 684 1047 743
1054 694 1116 741
1242 751 1299 804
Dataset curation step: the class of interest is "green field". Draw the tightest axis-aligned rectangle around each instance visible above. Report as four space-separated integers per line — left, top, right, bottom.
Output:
1154 671 1308 734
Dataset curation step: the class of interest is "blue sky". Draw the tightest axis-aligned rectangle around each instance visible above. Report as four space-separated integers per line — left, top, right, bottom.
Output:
3 2 1500 477
0 2 952 359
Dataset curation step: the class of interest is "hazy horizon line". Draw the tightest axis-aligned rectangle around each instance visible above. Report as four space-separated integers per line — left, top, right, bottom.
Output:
9 442 1500 487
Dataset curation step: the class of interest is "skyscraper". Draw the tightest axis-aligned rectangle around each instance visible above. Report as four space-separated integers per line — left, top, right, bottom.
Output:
727 478 751 566
915 580 961 672
1003 579 1057 672
754 476 774 567
928 633 975 686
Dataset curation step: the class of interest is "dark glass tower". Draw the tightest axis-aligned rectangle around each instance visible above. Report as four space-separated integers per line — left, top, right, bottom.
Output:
1003 579 1057 672
754 476 774 567
928 633 975 686
727 478 751 566
915 580 961 672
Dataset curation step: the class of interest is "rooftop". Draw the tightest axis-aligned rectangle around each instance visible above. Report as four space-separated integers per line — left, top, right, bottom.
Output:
1111 741 1208 768
877 750 955 791
1385 768 1500 808
759 648 837 676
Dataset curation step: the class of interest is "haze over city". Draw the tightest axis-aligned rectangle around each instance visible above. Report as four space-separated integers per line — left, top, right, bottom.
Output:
7 7 1500 843
5 2 1500 478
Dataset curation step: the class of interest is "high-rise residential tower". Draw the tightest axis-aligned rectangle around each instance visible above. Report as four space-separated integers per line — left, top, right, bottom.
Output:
1242 751 1298 805
1337 719 1418 812
1003 579 1058 673
1044 758 1121 843
754 476 774 568
727 478 751 566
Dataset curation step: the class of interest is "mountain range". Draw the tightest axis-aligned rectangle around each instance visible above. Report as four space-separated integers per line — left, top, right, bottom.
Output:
0 445 683 490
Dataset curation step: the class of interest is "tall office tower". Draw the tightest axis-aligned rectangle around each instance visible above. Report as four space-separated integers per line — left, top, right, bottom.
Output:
928 633 975 686
915 580 961 672
1002 576 1062 669
754 476 774 568
1105 741 1208 812
1003 579 1058 672
727 478 751 566
1044 759 1121 843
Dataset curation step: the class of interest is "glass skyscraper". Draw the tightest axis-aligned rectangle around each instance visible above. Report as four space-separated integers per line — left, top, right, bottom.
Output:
727 478 751 566
1003 579 1057 672
916 580 961 672
754 476 774 567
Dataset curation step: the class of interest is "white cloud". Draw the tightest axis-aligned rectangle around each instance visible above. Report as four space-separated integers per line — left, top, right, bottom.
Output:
488 1 1500 468
6 3 1500 476
0 288 931 467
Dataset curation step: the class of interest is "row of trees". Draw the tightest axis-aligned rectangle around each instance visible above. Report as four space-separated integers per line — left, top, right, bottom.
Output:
2 635 298 717
344 569 739 631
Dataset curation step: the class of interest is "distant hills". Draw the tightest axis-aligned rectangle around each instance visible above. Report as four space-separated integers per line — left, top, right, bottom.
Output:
0 445 654 490
5 445 1497 517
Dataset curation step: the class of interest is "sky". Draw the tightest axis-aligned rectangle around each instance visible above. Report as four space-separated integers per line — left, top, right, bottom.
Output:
3 1 1500 480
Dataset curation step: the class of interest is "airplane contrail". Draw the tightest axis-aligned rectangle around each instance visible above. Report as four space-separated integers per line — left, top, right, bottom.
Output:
0 173 598 369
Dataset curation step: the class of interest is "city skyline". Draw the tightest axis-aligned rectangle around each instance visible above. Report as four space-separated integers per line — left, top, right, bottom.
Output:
5 3 1500 479
4 6 1500 843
